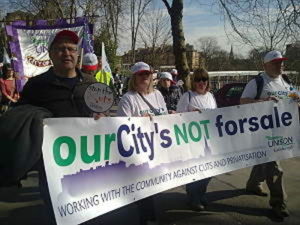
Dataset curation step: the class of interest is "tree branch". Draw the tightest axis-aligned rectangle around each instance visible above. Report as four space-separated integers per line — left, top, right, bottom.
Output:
161 0 171 13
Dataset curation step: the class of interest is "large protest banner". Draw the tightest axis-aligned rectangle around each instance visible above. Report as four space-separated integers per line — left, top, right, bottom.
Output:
42 100 300 225
5 17 93 90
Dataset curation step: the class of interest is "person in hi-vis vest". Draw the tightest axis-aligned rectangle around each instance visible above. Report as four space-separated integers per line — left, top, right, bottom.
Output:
95 57 114 90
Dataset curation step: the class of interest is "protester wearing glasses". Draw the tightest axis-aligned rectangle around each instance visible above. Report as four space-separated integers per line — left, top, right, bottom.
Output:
17 30 97 223
117 62 168 117
19 30 96 117
117 62 167 225
176 68 217 211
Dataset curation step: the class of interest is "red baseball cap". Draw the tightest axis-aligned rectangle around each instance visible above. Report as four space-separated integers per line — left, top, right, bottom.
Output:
49 30 79 49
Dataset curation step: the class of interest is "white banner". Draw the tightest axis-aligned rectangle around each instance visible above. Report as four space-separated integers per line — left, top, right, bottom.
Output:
42 100 300 225
17 26 84 77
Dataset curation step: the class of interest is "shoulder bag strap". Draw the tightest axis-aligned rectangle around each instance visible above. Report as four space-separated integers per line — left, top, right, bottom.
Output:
188 90 191 103
255 73 264 100
138 92 161 116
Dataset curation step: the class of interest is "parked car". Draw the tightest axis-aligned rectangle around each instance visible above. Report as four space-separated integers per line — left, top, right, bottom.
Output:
214 83 246 107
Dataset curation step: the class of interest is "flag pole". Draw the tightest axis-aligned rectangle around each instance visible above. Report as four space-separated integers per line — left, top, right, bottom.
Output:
79 47 84 69
101 42 104 74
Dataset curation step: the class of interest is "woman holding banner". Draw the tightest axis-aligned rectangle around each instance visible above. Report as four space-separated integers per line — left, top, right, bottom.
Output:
117 62 168 225
176 68 217 211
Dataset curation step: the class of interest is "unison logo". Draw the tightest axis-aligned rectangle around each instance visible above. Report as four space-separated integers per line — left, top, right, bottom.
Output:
266 136 293 148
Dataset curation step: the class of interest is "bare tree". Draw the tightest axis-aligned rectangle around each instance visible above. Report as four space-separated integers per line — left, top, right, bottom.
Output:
211 49 231 71
105 0 123 54
6 0 115 21
218 0 299 51
276 0 300 42
8 0 70 19
128 0 152 63
196 36 221 70
138 3 171 68
247 47 266 70
86 0 127 69
77 0 102 19
162 0 190 88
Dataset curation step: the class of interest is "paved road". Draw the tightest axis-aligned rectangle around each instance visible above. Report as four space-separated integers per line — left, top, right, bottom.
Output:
1 158 300 225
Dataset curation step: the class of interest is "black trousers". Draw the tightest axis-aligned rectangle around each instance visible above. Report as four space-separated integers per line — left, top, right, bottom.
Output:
186 177 212 204
136 196 156 225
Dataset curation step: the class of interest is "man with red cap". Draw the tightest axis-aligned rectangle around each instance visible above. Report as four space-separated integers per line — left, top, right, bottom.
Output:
19 29 96 116
240 50 297 219
18 29 97 223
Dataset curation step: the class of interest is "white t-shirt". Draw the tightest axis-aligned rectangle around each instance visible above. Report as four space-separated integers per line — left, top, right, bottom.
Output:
176 91 217 113
117 90 168 116
241 72 292 99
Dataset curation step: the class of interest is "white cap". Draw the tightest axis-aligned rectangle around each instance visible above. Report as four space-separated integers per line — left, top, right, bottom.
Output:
82 53 98 71
159 72 173 81
170 68 178 75
264 50 288 64
131 62 151 74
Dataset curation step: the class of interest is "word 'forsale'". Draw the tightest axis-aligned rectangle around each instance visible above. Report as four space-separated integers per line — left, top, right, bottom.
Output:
216 106 292 137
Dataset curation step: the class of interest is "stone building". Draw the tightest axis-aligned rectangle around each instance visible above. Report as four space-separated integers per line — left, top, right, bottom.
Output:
122 44 203 71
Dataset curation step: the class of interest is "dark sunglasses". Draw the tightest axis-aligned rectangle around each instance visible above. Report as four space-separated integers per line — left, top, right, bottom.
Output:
194 77 208 82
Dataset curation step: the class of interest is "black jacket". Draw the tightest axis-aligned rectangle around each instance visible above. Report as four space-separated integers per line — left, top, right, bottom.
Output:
18 68 96 117
158 85 182 111
0 105 52 186
0 68 96 186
